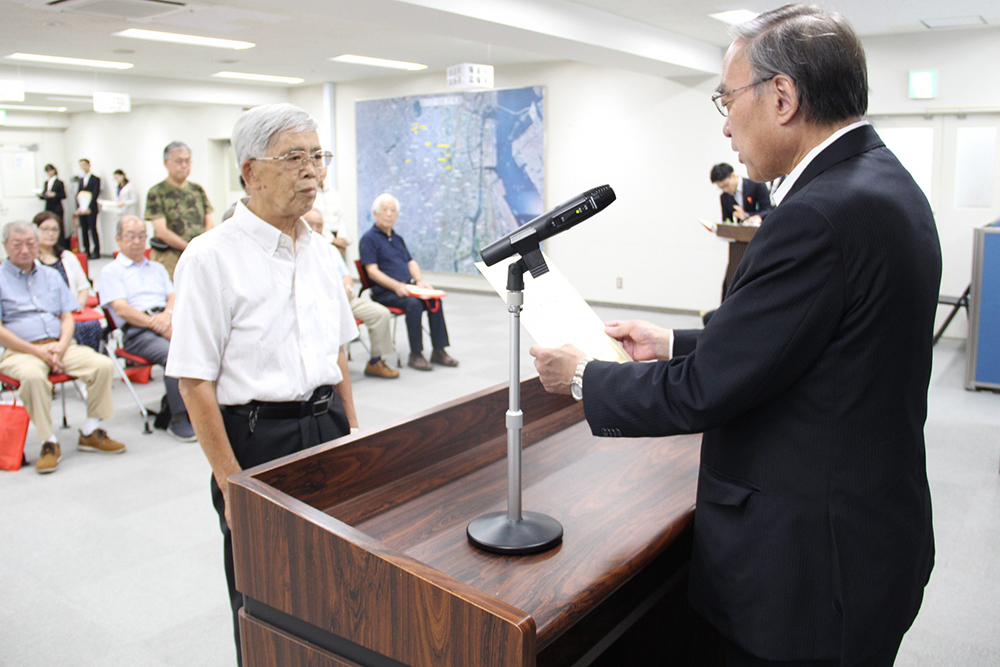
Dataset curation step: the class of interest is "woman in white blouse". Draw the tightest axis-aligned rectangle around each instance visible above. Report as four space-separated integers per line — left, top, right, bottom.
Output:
113 169 140 217
32 211 102 350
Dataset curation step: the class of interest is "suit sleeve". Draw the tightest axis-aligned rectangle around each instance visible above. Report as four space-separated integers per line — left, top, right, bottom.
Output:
583 199 845 437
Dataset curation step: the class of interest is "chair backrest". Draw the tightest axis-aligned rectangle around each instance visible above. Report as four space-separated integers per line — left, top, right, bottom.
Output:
355 259 374 294
75 251 89 279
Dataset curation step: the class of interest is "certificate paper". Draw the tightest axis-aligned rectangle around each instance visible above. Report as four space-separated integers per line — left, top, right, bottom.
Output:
476 253 631 363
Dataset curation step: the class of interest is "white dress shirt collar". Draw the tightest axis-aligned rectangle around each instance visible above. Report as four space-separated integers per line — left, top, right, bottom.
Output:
236 200 310 255
772 120 870 206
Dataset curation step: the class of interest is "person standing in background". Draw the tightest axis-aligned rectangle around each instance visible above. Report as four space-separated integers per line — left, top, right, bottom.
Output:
113 169 139 217
145 141 213 279
74 158 101 260
38 164 67 246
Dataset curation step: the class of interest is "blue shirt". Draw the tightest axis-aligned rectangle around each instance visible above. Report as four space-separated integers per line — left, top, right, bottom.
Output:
358 226 412 296
98 253 174 328
0 260 78 342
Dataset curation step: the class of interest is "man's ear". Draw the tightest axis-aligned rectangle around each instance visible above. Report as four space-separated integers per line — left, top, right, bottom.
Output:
241 161 259 191
772 74 799 125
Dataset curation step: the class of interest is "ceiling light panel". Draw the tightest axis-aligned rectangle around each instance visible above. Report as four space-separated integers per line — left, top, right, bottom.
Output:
212 71 303 84
5 53 134 69
0 104 68 112
114 28 255 50
330 55 427 71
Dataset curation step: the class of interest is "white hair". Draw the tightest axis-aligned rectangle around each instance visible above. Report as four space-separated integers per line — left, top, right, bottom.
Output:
232 103 318 169
2 221 38 244
163 141 190 161
371 193 400 216
116 214 144 238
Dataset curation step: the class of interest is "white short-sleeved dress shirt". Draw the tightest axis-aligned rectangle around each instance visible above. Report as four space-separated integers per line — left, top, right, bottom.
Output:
165 200 358 406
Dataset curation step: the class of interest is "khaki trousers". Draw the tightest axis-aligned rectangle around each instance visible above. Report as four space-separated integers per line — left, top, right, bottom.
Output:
350 295 395 360
149 247 181 280
0 344 115 442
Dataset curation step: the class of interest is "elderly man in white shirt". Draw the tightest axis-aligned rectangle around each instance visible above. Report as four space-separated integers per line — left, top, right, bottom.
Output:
165 103 358 663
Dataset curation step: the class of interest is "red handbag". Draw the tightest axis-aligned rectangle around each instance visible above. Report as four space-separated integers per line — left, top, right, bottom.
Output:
0 399 31 471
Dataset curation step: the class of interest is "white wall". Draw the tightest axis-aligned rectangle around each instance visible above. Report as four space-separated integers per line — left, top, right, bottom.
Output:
335 61 736 313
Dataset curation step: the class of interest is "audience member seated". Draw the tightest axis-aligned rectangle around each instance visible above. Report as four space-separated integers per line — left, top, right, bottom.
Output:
359 193 458 371
0 221 125 474
98 215 195 442
32 211 102 350
303 209 399 379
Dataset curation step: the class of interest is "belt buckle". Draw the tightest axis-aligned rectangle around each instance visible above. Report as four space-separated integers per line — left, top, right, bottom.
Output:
311 395 330 416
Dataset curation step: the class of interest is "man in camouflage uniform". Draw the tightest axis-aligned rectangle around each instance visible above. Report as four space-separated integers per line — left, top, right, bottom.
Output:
145 141 214 279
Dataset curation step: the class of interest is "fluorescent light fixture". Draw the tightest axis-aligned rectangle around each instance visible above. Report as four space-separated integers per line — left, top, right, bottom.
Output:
909 70 937 99
709 10 760 26
0 110 6 125
212 71 304 84
114 28 255 50
330 54 427 71
0 80 25 102
921 16 986 29
0 104 67 112
6 53 133 70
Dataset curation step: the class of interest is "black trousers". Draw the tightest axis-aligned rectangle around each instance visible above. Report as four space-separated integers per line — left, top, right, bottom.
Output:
211 392 349 665
371 290 450 355
726 635 904 667
78 212 100 255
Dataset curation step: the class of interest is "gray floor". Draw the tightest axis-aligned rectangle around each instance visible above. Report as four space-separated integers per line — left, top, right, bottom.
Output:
1 290 997 666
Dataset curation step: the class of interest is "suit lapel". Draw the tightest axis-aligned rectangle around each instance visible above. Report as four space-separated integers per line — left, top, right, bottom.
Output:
784 125 884 201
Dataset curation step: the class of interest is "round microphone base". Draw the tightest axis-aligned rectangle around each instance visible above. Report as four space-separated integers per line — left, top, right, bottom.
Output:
467 512 563 555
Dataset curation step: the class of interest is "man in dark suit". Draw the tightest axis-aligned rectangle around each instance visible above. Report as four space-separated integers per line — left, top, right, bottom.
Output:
74 158 101 259
711 162 773 300
531 5 938 666
711 162 771 224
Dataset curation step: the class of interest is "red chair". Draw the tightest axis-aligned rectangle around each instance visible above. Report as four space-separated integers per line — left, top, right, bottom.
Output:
355 259 405 367
0 371 77 431
74 251 89 279
99 302 154 434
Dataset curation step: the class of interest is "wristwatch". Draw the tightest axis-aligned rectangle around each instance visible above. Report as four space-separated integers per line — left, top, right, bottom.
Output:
570 357 592 402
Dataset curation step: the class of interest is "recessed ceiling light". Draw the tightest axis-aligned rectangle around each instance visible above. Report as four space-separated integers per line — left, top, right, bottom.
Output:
5 53 133 70
114 28 255 50
0 104 67 112
709 10 760 26
212 71 304 84
330 54 427 71
921 16 986 29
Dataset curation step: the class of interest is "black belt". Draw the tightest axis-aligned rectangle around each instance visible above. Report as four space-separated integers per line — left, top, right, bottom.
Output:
222 386 335 432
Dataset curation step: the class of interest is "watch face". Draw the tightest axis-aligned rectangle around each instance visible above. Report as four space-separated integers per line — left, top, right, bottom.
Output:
571 380 583 401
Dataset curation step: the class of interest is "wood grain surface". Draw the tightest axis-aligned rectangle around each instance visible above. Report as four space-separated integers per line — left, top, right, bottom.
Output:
230 378 702 666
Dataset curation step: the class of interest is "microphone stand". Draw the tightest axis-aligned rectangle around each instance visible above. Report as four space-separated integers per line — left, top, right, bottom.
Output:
467 243 563 555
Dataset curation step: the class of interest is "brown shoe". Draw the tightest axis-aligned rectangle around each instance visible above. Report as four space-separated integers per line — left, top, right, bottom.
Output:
35 441 61 474
77 429 126 454
430 349 459 367
408 353 433 371
365 358 400 379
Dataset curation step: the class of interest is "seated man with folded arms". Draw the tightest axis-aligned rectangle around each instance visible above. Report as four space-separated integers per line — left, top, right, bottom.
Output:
359 193 458 371
304 209 399 379
0 221 125 474
98 215 194 441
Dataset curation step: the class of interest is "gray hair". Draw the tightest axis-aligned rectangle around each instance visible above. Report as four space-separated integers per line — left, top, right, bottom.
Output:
730 3 868 124
116 214 144 238
163 141 190 161
2 221 38 244
371 193 400 217
232 104 318 168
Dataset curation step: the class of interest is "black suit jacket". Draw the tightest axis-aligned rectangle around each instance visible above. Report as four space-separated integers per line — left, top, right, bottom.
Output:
40 178 66 217
78 174 101 218
584 125 939 662
720 177 772 222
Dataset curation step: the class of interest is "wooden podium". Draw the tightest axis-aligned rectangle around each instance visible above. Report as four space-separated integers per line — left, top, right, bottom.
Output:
229 378 718 666
714 221 759 243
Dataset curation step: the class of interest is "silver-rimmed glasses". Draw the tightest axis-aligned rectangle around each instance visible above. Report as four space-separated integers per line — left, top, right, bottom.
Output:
711 76 776 117
251 150 334 170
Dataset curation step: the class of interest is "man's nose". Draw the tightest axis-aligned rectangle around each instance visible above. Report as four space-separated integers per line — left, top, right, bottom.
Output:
722 117 732 138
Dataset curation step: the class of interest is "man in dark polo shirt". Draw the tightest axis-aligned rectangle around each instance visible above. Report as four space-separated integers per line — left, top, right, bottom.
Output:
358 193 458 371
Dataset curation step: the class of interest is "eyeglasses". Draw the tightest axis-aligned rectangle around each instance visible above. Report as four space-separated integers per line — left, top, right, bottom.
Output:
168 158 192 165
251 150 334 170
711 76 775 117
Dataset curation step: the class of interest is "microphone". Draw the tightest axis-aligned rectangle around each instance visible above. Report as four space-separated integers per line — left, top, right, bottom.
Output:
480 185 616 267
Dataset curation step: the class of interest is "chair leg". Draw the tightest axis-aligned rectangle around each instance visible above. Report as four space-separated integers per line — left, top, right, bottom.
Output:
107 349 151 434
59 383 69 429
392 316 403 368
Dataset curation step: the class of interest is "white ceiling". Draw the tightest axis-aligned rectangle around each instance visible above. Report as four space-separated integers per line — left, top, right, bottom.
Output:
1 0 999 113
